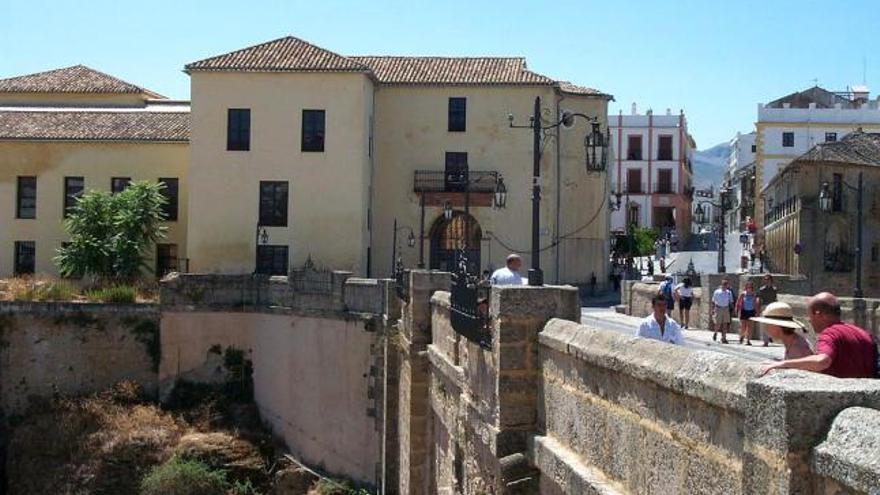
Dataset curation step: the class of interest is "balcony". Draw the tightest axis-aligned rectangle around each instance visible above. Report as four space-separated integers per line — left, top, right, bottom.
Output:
622 181 647 194
652 182 678 194
413 170 499 206
763 196 800 225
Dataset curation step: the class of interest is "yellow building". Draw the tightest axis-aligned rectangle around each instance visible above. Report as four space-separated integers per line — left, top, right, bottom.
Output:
185 36 613 284
0 65 189 277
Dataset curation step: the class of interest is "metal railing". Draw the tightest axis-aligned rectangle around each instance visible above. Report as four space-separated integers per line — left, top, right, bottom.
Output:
652 181 678 194
623 181 647 194
413 170 499 193
764 197 800 225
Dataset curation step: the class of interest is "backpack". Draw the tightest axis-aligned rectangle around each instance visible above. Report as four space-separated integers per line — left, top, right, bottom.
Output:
660 281 673 299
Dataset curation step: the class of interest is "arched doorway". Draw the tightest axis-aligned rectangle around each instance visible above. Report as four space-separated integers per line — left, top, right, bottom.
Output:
430 212 482 273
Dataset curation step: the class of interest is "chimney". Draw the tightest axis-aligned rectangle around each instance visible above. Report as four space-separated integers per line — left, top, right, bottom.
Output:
851 84 870 103
666 108 672 116
631 102 638 115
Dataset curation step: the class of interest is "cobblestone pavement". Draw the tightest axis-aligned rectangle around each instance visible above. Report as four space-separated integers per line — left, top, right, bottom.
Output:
580 307 787 363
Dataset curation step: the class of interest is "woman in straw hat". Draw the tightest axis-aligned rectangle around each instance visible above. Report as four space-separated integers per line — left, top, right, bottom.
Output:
750 302 813 360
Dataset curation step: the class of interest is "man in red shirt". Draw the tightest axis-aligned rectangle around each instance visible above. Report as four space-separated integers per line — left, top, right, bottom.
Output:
761 292 878 378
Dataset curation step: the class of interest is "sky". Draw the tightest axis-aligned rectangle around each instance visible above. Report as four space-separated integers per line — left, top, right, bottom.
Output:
1 0 878 148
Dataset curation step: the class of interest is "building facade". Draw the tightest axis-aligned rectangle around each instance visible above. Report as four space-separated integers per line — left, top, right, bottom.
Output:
723 131 756 233
754 86 880 230
0 66 189 277
184 36 614 284
763 131 880 296
609 105 695 244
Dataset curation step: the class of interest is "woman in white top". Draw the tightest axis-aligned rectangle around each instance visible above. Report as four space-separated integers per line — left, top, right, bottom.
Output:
674 277 695 329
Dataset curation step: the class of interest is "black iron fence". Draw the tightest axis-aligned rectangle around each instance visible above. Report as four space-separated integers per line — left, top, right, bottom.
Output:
413 170 499 193
290 258 333 294
764 196 800 225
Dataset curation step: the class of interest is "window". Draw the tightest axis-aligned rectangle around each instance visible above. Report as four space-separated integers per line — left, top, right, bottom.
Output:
832 173 843 212
227 108 251 151
658 135 673 161
63 177 84 218
657 169 673 194
626 168 642 193
751 144 757 153
159 178 179 221
256 245 289 275
14 241 35 275
825 132 837 142
444 152 468 192
301 109 325 152
448 97 466 132
16 176 36 219
872 243 879 263
111 177 131 194
782 132 794 147
627 205 640 227
627 135 643 160
259 181 288 227
156 244 178 277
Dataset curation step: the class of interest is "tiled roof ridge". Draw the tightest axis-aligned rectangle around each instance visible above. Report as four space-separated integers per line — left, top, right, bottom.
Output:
185 35 370 72
351 55 526 60
0 65 164 97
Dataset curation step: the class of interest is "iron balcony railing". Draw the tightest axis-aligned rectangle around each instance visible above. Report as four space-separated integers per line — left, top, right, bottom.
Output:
652 181 678 194
623 181 648 194
413 170 499 193
764 196 800 225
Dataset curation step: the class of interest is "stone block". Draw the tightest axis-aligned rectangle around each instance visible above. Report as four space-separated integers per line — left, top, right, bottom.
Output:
812 407 880 495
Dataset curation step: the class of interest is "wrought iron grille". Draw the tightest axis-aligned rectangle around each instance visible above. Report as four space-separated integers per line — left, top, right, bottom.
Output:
413 170 499 193
290 256 333 293
449 247 491 348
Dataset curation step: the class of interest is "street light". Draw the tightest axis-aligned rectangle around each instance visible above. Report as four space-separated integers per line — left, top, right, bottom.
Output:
509 97 609 286
443 200 453 221
819 172 864 298
694 188 731 273
493 175 508 209
391 218 416 275
254 224 268 274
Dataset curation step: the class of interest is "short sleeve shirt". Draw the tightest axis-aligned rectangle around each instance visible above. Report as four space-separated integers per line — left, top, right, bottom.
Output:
757 285 778 305
636 314 684 345
816 323 877 378
712 288 733 308
490 267 525 286
675 284 694 298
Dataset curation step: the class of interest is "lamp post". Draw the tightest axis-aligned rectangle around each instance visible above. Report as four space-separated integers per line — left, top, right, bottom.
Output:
391 218 416 275
694 188 731 273
819 172 864 298
509 97 608 286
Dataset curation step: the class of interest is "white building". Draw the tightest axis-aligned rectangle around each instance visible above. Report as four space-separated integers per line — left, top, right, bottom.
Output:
609 105 695 243
755 85 880 227
724 131 756 232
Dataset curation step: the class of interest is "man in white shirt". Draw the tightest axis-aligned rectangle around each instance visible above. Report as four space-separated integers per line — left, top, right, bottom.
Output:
490 254 526 285
636 294 684 345
711 278 734 344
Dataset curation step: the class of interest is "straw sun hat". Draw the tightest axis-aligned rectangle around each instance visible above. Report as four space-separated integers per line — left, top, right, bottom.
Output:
750 302 806 330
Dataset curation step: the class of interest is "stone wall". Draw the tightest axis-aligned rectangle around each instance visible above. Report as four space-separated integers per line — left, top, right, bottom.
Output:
0 302 159 417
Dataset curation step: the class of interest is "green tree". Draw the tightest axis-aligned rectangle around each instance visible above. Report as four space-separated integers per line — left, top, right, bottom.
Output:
630 226 659 257
55 181 167 281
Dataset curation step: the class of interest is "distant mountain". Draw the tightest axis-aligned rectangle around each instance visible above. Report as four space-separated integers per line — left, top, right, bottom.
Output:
692 142 731 189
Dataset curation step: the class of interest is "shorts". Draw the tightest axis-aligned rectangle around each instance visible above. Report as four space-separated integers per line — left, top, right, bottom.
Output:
665 297 674 310
740 309 756 320
680 297 692 310
715 308 731 324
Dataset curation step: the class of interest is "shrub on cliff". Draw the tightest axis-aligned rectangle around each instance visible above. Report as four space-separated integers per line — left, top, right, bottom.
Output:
140 456 230 495
55 181 168 282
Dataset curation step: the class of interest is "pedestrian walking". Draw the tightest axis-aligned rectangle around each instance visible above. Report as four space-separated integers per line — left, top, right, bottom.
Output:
658 275 675 317
636 294 684 345
711 278 734 344
647 259 654 276
735 281 757 345
490 254 526 285
674 277 694 329
750 302 813 360
756 274 778 346
659 257 666 274
761 292 878 378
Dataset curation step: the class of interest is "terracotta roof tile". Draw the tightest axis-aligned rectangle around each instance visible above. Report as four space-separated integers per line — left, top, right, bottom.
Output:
185 36 369 73
795 131 880 166
557 81 606 96
0 110 189 141
0 65 162 97
350 56 553 85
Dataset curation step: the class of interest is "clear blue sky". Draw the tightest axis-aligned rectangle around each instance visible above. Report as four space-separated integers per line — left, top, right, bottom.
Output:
2 0 877 147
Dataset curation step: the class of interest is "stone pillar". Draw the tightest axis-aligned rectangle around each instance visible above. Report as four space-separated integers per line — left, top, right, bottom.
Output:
490 285 580 493
743 372 880 494
397 270 450 495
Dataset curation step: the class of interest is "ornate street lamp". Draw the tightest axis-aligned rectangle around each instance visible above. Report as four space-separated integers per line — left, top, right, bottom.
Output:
494 175 508 209
443 200 453 221
254 225 269 274
391 218 416 275
509 98 609 286
818 182 833 212
694 203 706 224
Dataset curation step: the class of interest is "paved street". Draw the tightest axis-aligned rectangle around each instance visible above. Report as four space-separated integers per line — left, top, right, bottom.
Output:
580 307 786 363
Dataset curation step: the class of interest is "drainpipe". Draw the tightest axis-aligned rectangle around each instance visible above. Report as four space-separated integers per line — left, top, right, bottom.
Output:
555 91 565 284
366 83 376 277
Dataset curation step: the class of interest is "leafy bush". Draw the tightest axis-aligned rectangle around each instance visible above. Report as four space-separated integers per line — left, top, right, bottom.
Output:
140 456 228 495
55 181 168 281
86 285 137 303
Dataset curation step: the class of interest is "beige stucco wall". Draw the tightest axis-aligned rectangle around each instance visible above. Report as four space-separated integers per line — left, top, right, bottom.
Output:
186 72 373 275
371 85 610 284
0 140 188 277
160 311 380 484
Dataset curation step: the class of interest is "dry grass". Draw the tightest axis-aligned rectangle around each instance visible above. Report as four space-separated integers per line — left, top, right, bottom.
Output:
0 275 158 303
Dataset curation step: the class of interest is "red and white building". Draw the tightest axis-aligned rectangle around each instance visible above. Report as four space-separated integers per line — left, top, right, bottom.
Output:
610 105 696 243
